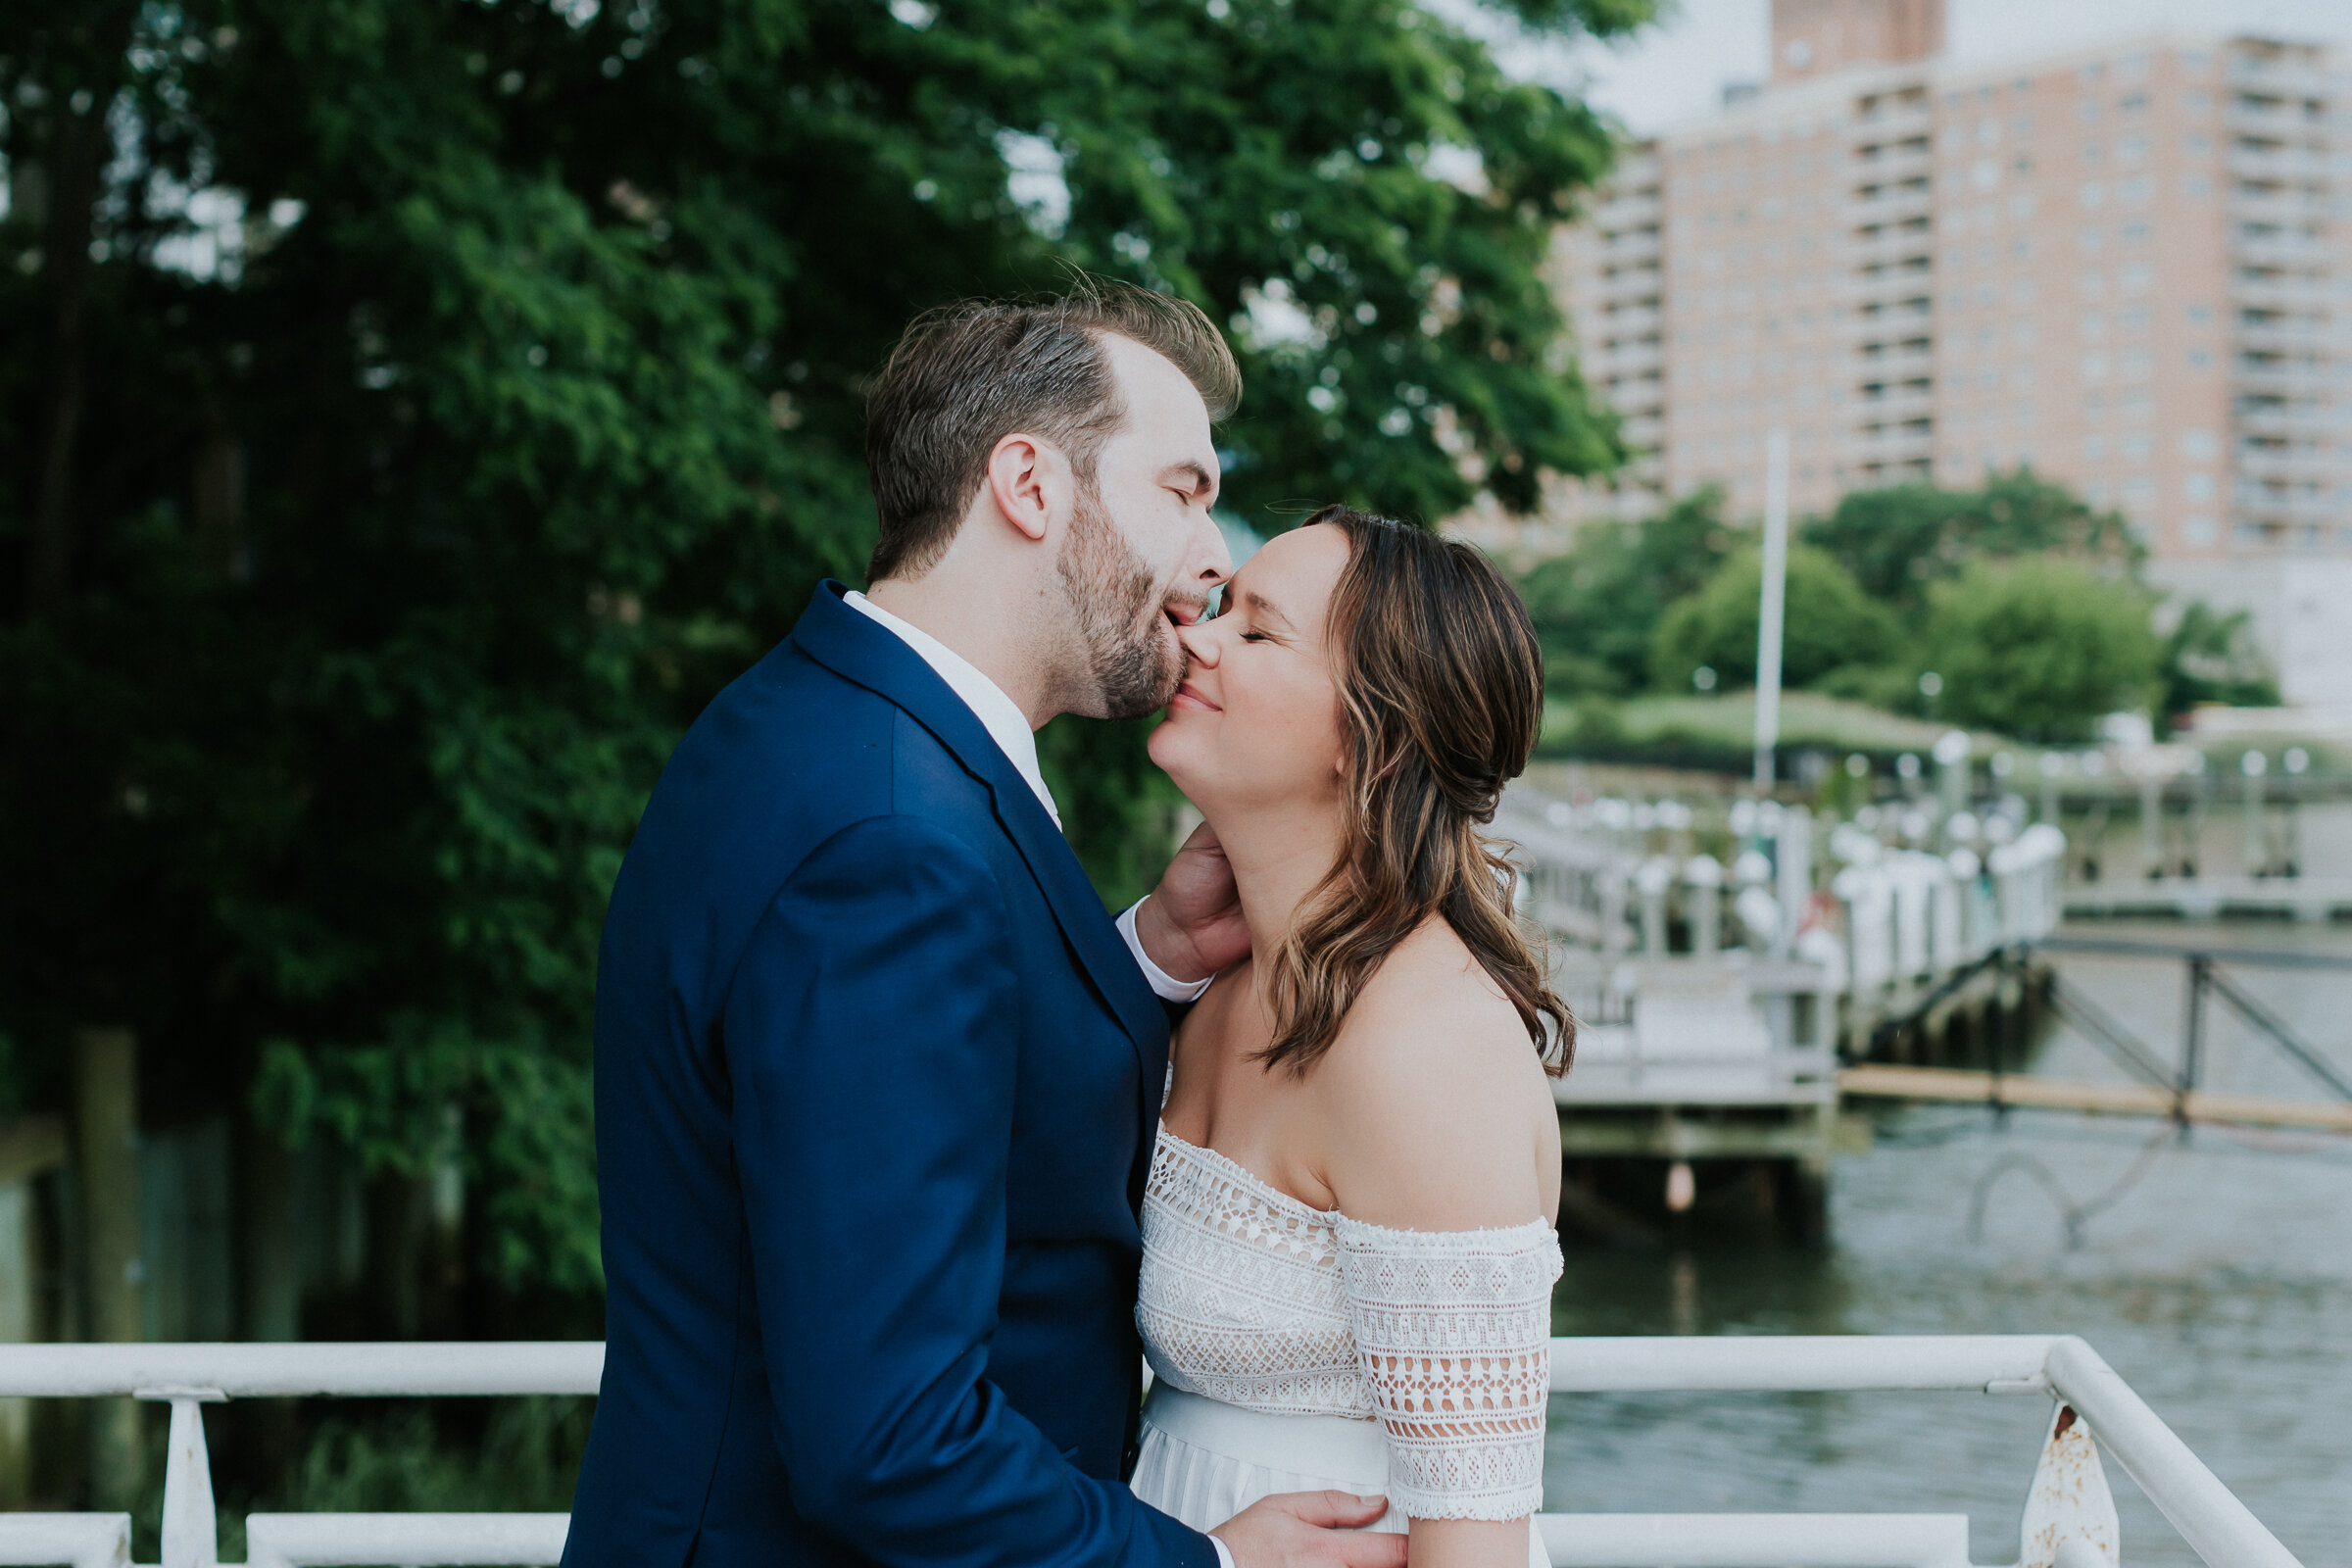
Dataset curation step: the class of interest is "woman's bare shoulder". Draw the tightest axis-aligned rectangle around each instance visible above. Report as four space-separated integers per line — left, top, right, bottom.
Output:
1312 920 1557 1231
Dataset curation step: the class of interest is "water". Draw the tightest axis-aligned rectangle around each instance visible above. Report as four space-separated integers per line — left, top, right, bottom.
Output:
1544 922 2352 1566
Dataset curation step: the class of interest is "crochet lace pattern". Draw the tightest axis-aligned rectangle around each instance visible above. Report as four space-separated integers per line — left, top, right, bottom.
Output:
1137 1128 1562 1520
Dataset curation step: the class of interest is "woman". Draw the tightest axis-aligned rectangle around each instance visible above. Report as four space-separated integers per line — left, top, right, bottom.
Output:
1131 506 1572 1568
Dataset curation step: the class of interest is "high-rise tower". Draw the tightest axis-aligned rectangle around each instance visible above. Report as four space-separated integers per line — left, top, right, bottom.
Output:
1772 0 1945 83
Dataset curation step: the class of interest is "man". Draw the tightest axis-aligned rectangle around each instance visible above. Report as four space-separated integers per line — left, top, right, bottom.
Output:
564 283 1404 1568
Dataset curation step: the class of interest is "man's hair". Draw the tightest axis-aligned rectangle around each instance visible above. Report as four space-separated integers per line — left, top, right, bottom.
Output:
862 279 1241 582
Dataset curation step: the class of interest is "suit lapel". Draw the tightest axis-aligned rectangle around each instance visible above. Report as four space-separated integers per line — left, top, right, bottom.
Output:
790 583 1168 1063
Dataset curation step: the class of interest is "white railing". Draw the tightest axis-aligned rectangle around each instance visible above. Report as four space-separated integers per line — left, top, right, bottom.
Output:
0 1335 2302 1568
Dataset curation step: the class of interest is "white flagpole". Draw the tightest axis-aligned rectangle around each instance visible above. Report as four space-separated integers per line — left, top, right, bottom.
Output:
1753 427 1789 793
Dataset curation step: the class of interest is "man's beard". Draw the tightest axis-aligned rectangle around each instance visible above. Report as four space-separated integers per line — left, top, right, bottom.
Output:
1057 482 1187 720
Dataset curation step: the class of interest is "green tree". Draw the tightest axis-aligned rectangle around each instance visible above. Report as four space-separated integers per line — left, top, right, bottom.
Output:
1517 487 1734 696
1648 543 1899 693
0 0 1646 1311
2158 601 2279 720
1922 559 2160 742
1808 469 2142 611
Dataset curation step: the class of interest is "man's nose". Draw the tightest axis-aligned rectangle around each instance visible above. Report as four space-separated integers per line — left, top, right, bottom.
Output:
1193 507 1233 586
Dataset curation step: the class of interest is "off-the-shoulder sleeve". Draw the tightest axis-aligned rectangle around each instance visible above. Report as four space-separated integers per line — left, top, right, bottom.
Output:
1332 1214 1563 1522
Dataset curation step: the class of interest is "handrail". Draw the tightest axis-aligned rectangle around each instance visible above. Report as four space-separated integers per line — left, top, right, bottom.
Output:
1546 1334 2302 1568
0 1341 603 1398
0 1336 2303 1568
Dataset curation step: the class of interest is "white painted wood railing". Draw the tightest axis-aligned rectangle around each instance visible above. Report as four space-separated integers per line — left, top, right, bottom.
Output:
0 1334 2300 1568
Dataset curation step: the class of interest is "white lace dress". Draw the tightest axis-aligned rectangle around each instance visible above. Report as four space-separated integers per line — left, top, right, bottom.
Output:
1131 1126 1562 1566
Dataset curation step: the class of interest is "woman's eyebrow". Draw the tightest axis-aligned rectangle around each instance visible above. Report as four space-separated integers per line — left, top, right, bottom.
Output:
1238 588 1293 628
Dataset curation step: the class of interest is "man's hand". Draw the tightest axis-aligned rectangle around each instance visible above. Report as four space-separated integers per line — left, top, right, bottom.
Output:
1135 821 1250 985
1213 1491 1405 1568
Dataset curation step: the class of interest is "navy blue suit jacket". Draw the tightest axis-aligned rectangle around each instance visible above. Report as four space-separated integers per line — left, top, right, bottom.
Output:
564 583 1216 1568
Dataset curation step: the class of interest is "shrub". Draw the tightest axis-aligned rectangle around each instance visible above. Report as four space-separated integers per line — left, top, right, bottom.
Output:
1649 545 1899 693
1922 559 2160 741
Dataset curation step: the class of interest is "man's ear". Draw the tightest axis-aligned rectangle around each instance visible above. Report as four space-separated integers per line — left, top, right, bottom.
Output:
985 432 1065 543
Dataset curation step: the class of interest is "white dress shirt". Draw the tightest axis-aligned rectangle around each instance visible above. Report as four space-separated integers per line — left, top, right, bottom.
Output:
845 591 1210 1005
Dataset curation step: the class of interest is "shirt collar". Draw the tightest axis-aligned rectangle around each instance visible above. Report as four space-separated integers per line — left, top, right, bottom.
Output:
844 591 1061 830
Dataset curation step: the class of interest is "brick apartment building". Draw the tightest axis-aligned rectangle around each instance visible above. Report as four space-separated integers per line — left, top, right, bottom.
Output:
1508 0 2352 704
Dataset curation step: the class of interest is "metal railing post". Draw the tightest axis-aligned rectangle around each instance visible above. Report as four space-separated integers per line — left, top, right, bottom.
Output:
2180 956 2209 1120
146 1387 222 1568
2044 1337 2301 1568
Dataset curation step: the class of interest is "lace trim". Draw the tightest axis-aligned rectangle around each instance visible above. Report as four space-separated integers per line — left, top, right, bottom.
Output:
1138 1130 1371 1418
1336 1218 1563 1522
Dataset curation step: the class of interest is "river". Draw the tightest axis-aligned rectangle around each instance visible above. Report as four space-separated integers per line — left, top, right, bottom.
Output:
1543 920 2352 1566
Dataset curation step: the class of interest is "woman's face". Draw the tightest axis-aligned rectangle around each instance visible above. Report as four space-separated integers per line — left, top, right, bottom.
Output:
1147 521 1350 817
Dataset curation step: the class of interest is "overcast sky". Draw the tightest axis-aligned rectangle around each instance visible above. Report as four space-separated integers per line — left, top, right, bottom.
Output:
1473 0 2352 135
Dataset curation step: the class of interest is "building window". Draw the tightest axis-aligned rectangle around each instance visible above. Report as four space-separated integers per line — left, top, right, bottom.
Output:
2183 516 2218 546
2185 472 2216 500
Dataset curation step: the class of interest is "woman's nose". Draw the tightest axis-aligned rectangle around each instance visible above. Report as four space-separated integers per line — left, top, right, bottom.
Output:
1176 617 1219 666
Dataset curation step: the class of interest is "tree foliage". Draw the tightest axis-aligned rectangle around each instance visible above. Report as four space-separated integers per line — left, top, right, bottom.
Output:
0 0 1644 1305
1648 544 1897 694
2159 602 2279 719
1807 468 2142 611
1921 559 2160 743
1516 486 1733 696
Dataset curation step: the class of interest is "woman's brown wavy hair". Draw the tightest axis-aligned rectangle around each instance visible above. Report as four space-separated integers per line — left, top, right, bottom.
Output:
1259 506 1573 1078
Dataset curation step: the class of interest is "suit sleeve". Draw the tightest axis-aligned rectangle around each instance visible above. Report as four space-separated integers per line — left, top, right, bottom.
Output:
727 814 1217 1568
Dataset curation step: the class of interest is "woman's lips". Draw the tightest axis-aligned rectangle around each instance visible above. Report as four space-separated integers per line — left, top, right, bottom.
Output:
1168 683 1222 713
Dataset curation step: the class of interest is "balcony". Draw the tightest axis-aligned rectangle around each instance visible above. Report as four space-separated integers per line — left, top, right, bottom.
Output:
1599 345 1664 380
1851 229 1934 271
1597 193 1663 229
1857 388 1936 422
0 1333 2300 1568
2233 362 2332 397
1848 100 1934 140
2233 234 2337 270
1846 184 1934 225
2233 406 2335 440
2228 189 2327 225
2227 147 2335 184
1847 269 1933 310
1853 145 1934 186
2227 56 2338 100
1851 426 1936 465
2227 99 2329 136
1593 270 1663 308
2235 447 2334 484
2230 274 2332 312
1603 305 1662 337
1859 341 1936 377
2233 321 2326 356
2235 493 2341 529
1601 231 1663 266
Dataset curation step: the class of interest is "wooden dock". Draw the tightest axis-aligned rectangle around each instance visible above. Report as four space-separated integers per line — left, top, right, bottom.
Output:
1838 1064 2352 1133
2064 876 2352 923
